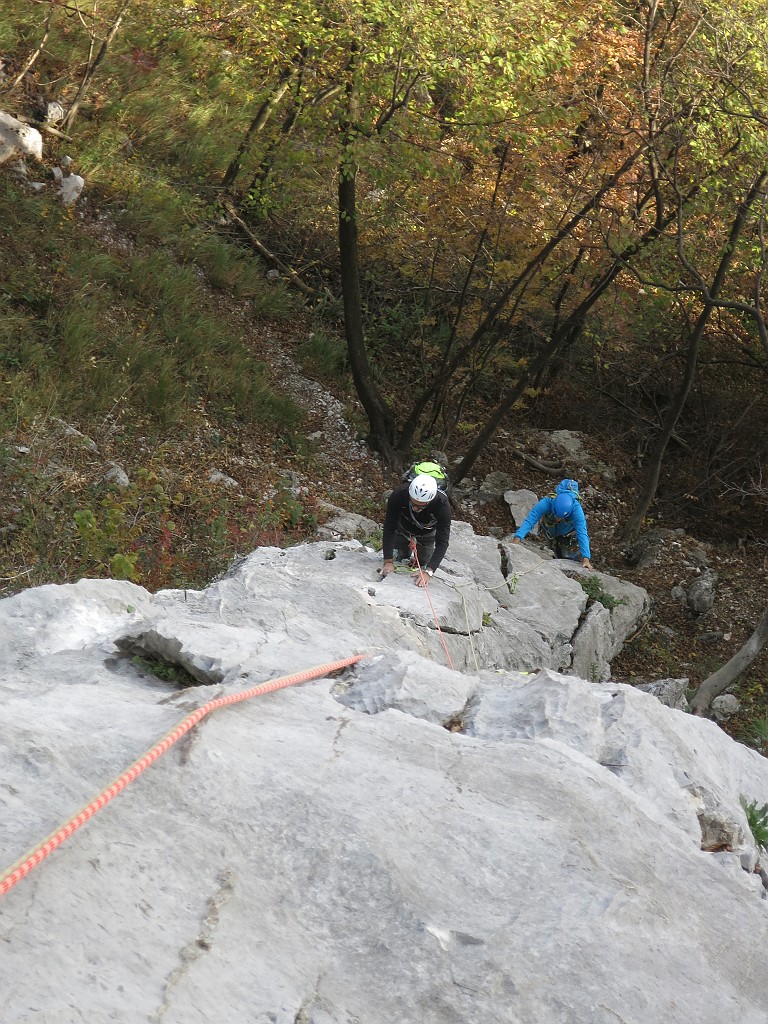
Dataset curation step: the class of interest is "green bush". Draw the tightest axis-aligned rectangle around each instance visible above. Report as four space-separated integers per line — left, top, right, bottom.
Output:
580 575 626 611
740 796 768 853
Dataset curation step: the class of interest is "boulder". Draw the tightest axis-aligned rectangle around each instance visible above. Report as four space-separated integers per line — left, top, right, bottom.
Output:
103 463 130 490
624 528 686 568
503 487 538 530
316 511 379 541
0 110 43 165
58 172 84 205
636 677 690 711
686 569 719 618
208 469 239 489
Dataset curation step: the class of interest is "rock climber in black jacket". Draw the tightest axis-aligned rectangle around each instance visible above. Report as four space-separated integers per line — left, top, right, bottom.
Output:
381 474 451 587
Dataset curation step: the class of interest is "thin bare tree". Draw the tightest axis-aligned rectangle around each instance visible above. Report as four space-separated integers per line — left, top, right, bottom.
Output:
692 604 768 714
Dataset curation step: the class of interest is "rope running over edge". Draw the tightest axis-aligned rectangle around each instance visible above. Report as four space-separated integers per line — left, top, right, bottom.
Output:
0 654 366 899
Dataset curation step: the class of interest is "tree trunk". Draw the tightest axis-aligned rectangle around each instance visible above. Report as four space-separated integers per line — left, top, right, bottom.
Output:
620 170 768 542
338 157 399 466
61 0 131 131
395 144 652 457
691 604 768 714
452 321 582 484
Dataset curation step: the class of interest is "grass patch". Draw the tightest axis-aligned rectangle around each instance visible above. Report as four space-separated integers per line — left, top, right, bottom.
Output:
131 654 200 688
297 331 350 383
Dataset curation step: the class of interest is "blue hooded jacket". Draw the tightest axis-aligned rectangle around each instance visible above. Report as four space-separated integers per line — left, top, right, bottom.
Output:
513 484 591 559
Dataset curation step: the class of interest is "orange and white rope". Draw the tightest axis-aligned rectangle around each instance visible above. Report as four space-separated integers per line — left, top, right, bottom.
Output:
0 655 365 898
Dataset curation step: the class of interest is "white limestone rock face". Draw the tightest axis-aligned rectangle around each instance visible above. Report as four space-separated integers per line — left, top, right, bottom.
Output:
3 536 765 1024
500 542 587 664
0 578 153 669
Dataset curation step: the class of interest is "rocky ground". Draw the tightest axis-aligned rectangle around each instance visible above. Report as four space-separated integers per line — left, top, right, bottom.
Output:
455 444 767 748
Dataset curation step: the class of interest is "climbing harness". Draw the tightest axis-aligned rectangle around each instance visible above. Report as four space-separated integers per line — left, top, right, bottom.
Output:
0 655 366 899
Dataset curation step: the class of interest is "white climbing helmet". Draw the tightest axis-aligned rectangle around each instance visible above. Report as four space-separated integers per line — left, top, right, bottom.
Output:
409 474 438 504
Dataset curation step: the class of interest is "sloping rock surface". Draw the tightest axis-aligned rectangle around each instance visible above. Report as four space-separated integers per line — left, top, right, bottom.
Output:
1 535 766 1024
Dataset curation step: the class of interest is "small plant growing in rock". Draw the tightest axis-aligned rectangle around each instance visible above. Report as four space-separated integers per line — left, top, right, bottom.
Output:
131 655 199 688
580 575 626 611
740 795 768 853
364 528 383 551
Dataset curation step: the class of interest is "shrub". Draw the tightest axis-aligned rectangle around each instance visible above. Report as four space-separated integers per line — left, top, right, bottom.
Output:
580 575 626 610
740 795 768 853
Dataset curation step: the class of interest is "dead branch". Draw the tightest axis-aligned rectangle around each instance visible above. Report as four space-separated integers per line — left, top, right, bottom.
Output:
510 449 565 474
222 200 335 302
13 113 73 141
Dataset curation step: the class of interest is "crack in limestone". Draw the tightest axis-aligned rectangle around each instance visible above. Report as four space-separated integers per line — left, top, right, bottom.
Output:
400 610 480 638
177 725 201 767
292 973 325 1024
330 716 351 760
151 869 236 1023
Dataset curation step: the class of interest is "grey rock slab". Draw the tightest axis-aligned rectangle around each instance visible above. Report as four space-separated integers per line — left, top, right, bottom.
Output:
115 616 271 684
315 511 379 541
336 650 478 724
547 428 593 466
444 520 509 601
686 569 719 617
153 546 428 671
103 462 130 489
1 560 768 1024
473 606 565 672
462 666 768 861
472 470 518 505
208 469 239 489
571 601 614 681
623 527 686 568
503 487 538 529
590 570 652 636
568 570 651 681
2 662 768 1023
0 578 154 673
712 693 741 721
58 172 84 205
502 542 587 649
636 677 691 711
465 667 609 756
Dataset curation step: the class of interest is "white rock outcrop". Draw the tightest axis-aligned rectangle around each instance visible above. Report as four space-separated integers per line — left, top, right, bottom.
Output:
0 536 766 1024
0 109 43 164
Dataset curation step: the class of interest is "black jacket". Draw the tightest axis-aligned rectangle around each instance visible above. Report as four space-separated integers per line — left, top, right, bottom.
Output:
382 483 451 571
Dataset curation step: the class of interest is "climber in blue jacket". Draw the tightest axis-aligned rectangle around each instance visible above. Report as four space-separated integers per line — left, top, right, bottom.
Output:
511 480 593 569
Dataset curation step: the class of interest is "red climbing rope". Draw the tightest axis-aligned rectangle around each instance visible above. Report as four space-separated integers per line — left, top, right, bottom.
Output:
0 654 366 899
410 539 455 670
